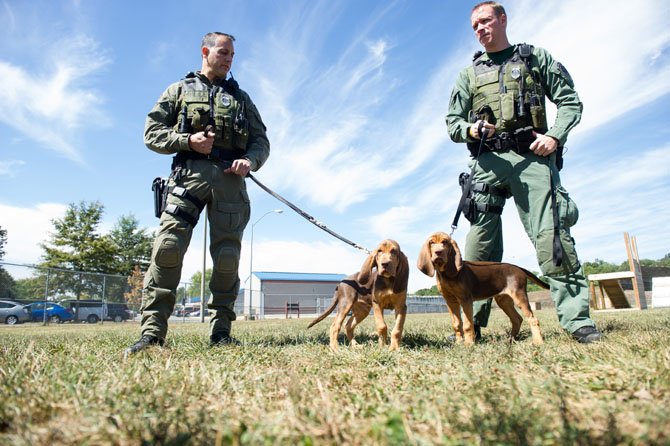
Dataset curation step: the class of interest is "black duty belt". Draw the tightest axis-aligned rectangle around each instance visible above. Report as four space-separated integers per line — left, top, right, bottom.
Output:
467 127 534 157
173 148 246 166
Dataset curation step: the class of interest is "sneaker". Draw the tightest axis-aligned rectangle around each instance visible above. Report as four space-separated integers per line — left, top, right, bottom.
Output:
572 326 602 344
448 325 482 342
210 332 241 347
124 335 163 356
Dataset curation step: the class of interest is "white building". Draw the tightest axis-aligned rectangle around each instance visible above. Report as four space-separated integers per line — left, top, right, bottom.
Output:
243 271 346 319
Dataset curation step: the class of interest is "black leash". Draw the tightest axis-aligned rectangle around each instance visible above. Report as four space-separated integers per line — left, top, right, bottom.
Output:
245 171 371 254
451 122 489 236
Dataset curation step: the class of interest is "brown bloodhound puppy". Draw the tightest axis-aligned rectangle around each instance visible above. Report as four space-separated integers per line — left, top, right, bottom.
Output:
417 232 547 345
308 239 409 351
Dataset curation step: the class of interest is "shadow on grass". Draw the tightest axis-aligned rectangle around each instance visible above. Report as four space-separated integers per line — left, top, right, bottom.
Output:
241 326 571 350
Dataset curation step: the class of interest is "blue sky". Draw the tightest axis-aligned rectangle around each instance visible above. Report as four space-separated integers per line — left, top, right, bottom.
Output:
1 0 669 293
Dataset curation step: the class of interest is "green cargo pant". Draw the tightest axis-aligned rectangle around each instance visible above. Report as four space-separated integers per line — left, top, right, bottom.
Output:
140 159 250 340
463 150 595 334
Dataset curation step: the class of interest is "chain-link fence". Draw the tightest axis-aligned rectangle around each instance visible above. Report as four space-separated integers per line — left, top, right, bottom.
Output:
0 261 198 323
1 261 450 323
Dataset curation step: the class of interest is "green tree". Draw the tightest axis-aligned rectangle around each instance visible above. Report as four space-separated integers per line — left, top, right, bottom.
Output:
413 285 439 296
0 225 18 299
0 225 6 260
40 201 117 299
0 269 16 299
108 214 154 276
186 268 213 299
13 275 47 300
583 259 620 276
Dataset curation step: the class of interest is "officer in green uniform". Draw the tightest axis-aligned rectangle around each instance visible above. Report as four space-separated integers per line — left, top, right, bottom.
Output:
446 2 601 343
126 32 270 355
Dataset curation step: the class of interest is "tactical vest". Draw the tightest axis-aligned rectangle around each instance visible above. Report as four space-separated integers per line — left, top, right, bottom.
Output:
469 44 548 133
174 73 249 154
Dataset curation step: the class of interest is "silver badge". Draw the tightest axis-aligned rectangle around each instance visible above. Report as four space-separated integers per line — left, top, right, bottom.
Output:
510 67 521 80
221 95 231 107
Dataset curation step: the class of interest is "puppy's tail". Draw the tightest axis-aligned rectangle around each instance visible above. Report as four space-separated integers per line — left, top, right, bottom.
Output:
521 268 550 289
307 289 339 328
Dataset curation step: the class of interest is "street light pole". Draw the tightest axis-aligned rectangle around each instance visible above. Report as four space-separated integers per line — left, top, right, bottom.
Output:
248 209 282 319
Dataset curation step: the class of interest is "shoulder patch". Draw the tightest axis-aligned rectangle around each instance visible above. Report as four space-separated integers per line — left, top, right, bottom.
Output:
552 61 575 87
556 62 570 78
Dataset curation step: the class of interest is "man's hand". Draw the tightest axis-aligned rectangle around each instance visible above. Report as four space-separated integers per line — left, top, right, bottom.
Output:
188 131 215 154
225 158 251 177
469 120 495 139
530 131 558 157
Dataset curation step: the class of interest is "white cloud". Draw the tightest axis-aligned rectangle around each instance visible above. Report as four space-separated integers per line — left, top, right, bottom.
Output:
0 160 25 177
179 237 367 289
0 202 68 267
0 34 111 163
509 0 670 136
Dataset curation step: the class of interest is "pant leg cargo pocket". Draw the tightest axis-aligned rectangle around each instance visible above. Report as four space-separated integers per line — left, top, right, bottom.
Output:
536 229 580 277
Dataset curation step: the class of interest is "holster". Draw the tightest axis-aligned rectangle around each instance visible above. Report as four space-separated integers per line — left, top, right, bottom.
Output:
458 172 506 223
458 173 476 222
152 177 168 218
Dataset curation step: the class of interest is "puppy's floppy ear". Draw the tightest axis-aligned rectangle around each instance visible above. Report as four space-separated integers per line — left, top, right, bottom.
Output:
358 249 378 284
417 237 435 277
393 251 410 294
444 237 463 278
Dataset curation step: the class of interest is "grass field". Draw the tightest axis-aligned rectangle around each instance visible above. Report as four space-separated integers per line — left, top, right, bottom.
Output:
1 309 669 445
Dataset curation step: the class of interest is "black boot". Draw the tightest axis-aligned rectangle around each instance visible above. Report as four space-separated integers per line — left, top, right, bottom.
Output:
572 326 602 344
124 335 163 356
210 331 241 346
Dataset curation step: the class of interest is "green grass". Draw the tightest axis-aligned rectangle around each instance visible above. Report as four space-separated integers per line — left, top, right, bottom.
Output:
1 309 669 445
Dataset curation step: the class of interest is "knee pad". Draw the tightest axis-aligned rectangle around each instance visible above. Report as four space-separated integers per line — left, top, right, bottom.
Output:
536 229 580 277
214 240 240 274
154 234 182 268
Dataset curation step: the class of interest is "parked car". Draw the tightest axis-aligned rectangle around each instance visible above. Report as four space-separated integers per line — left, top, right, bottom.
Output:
59 299 106 323
106 302 133 322
24 302 74 323
0 300 31 325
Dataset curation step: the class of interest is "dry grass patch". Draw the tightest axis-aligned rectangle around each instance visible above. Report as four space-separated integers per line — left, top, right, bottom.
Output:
1 309 669 445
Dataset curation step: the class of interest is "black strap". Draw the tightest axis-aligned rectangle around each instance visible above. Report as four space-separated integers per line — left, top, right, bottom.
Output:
164 203 199 227
549 172 563 267
467 199 503 215
169 186 205 211
471 182 507 198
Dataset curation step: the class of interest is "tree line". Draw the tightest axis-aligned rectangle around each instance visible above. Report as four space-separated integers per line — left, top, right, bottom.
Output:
3 207 668 302
413 256 670 296
0 201 154 306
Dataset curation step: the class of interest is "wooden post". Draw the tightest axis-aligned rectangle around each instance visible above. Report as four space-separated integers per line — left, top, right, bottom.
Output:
589 281 598 309
598 282 607 309
625 232 647 309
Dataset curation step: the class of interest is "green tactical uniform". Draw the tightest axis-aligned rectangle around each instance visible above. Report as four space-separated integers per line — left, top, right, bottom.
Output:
446 44 596 334
142 71 270 341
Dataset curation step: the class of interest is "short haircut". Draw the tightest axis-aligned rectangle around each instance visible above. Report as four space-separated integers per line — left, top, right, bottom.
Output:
201 32 236 49
471 1 506 17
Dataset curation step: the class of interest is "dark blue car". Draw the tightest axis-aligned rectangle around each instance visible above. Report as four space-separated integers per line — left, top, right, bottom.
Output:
24 302 75 323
